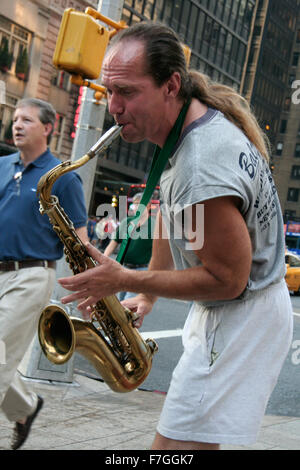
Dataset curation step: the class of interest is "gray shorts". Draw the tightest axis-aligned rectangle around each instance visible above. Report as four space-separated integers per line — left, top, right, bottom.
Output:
157 280 293 445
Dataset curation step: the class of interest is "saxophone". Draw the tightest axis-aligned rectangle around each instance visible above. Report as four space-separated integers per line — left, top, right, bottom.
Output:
37 125 158 393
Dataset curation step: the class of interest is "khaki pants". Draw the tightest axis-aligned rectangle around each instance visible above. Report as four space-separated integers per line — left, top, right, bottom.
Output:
0 267 55 421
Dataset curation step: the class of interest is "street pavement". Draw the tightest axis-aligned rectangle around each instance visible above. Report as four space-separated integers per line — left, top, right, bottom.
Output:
0 372 299 451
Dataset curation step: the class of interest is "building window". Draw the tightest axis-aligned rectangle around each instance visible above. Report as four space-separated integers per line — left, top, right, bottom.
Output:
289 74 296 85
51 70 71 91
0 94 18 143
0 15 31 76
49 113 65 154
295 143 300 158
284 209 296 220
291 166 300 179
292 52 300 67
287 188 299 202
283 97 291 111
276 142 283 156
280 120 287 134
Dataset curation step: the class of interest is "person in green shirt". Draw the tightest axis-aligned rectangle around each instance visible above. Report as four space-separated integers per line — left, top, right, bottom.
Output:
104 193 155 300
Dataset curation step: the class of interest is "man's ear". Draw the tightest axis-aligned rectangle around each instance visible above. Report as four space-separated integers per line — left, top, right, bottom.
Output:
165 71 181 98
44 122 53 139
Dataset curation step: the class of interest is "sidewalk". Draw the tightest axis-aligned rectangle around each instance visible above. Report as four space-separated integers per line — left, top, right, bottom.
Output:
0 373 299 450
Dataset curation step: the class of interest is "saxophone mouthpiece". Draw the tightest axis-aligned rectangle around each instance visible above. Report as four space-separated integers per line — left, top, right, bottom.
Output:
88 124 123 158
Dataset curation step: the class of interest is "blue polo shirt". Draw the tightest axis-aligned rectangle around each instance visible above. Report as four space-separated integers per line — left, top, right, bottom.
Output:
0 150 87 261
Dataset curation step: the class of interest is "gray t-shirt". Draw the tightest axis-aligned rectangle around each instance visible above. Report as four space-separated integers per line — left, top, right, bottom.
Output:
160 108 285 307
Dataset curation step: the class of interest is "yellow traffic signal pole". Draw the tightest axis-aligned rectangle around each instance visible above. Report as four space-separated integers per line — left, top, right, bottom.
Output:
85 6 127 35
52 0 191 206
50 0 126 329
69 7 127 101
69 0 125 209
22 1 127 385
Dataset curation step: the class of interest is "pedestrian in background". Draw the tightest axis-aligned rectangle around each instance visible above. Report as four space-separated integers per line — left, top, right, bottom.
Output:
87 215 98 246
0 98 88 450
104 192 155 300
95 213 118 251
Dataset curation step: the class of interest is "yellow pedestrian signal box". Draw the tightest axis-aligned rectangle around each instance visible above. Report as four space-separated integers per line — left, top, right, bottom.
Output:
53 8 110 80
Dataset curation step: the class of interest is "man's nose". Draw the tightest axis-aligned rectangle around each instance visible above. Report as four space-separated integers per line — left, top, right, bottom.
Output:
13 118 22 128
108 93 124 115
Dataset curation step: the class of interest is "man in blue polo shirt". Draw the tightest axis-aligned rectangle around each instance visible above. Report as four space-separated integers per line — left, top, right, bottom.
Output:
0 98 88 450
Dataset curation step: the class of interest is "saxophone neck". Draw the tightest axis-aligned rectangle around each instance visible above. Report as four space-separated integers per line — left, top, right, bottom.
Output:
37 155 90 207
37 124 122 206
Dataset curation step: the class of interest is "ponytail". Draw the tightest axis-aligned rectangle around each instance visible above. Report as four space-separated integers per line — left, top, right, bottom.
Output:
188 71 270 161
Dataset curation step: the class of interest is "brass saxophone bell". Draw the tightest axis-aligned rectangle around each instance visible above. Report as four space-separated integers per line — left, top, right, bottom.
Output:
37 124 158 393
38 305 75 365
38 301 158 393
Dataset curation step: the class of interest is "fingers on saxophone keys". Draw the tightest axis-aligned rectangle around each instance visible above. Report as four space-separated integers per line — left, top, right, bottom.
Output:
133 315 144 328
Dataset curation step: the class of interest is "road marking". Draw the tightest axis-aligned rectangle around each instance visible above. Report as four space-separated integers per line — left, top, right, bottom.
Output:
141 329 183 339
142 312 300 339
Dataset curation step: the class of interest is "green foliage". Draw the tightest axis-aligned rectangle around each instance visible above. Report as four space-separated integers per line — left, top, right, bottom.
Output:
15 47 29 77
0 37 13 71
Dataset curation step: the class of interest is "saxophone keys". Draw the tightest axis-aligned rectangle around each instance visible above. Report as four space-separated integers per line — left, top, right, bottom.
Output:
124 307 139 322
73 242 82 252
38 202 45 214
146 338 158 354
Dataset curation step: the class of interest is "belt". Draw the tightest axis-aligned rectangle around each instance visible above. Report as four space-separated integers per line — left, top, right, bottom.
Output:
0 260 56 271
123 263 148 269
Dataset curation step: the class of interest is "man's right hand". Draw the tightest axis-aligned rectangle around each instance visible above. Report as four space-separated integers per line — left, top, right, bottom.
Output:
121 293 156 328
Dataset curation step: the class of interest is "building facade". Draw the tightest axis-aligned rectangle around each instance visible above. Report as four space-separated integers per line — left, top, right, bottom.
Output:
0 0 97 160
241 0 297 146
240 0 300 220
272 5 300 220
1 0 299 219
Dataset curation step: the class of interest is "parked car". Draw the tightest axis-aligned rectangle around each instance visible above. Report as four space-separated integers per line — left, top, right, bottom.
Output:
285 253 300 294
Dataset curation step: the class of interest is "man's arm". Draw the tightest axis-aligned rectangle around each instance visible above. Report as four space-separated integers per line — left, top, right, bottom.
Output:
148 210 175 271
104 239 118 257
124 196 251 301
58 196 251 316
75 226 89 243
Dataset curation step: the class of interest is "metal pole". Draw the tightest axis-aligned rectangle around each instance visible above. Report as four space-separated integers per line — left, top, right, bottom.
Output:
71 0 125 210
53 0 125 301
20 0 125 383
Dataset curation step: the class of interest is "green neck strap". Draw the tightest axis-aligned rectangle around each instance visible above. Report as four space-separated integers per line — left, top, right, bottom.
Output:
116 98 191 265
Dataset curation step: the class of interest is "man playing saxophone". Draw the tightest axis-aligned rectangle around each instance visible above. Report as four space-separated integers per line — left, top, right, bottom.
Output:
0 98 88 450
59 23 293 451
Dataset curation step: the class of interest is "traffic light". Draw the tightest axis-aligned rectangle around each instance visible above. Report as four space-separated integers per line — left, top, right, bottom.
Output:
111 195 118 207
53 8 110 79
